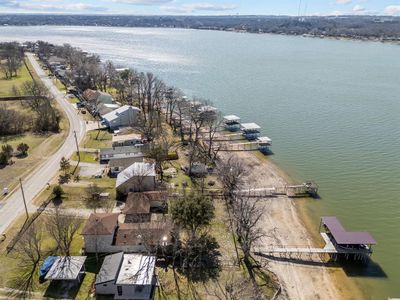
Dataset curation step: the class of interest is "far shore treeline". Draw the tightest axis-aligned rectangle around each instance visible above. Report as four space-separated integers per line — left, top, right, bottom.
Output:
1 15 400 43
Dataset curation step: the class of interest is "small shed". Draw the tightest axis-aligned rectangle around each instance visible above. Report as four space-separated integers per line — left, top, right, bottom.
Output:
44 256 87 282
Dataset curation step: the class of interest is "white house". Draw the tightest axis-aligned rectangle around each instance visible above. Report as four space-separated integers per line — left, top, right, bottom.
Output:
81 213 119 253
102 105 141 130
116 162 156 194
95 253 157 300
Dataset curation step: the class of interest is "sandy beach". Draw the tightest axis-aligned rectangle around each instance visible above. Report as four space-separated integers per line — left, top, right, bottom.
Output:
223 151 365 300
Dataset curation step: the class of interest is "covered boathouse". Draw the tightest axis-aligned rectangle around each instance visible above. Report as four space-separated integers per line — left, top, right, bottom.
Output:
223 115 241 132
320 216 376 261
241 123 261 140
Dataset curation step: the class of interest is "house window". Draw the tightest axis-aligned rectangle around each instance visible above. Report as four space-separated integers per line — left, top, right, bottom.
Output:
103 284 107 287
135 286 143 293
117 286 122 296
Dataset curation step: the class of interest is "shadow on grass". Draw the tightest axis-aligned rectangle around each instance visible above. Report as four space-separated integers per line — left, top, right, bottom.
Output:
43 274 85 299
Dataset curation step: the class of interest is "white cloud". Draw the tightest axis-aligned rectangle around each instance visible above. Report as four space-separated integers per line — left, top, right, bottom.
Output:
336 0 351 4
162 2 238 13
20 2 108 12
384 5 400 15
352 4 365 12
111 0 173 4
0 0 19 8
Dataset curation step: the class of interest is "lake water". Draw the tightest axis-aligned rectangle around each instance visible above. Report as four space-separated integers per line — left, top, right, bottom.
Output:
1 26 399 299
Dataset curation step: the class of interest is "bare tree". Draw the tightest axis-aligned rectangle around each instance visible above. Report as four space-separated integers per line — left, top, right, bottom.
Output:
165 87 182 126
21 81 60 133
173 98 190 142
47 208 83 256
204 112 223 162
146 136 177 181
10 222 43 297
136 112 162 143
0 42 24 79
216 155 248 205
232 195 265 280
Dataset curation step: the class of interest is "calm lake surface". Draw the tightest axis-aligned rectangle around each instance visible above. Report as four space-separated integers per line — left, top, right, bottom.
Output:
1 26 399 299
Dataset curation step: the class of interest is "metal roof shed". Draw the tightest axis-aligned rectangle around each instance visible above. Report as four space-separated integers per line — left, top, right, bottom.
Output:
321 216 376 245
45 256 87 282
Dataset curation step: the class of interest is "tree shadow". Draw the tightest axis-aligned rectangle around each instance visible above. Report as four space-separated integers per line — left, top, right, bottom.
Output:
175 234 221 283
58 174 71 184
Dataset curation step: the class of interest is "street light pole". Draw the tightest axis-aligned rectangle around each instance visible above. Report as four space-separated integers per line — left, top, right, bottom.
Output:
19 178 29 219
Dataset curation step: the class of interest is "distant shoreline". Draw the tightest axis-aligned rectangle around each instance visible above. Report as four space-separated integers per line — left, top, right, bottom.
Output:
1 14 400 45
2 23 399 46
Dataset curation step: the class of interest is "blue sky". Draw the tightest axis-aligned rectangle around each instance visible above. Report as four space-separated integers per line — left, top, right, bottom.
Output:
0 0 400 16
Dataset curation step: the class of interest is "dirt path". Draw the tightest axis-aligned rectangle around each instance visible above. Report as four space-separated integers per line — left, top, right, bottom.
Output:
221 151 362 300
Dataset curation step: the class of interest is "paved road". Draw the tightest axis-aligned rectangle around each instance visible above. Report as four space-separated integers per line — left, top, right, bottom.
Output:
0 53 86 234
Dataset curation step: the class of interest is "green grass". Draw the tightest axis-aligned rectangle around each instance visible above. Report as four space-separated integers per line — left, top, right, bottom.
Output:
71 151 98 163
33 176 116 209
0 60 32 96
0 100 70 199
82 130 112 149
52 77 66 92
0 213 91 298
68 96 80 104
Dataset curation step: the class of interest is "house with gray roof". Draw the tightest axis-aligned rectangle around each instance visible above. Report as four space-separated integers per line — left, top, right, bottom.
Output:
116 162 156 194
102 105 141 131
95 253 156 300
99 145 144 164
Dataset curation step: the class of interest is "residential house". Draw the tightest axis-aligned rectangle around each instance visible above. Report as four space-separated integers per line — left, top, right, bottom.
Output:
123 191 168 223
95 253 157 300
112 133 143 147
108 155 145 177
102 105 141 131
81 213 119 253
82 213 173 254
83 89 114 105
98 103 121 117
114 221 172 253
116 162 156 194
100 145 144 164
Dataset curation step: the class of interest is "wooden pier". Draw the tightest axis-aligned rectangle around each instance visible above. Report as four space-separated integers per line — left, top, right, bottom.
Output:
254 217 376 262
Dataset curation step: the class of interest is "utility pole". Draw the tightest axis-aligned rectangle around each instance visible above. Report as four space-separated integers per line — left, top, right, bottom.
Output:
19 178 29 219
73 130 80 163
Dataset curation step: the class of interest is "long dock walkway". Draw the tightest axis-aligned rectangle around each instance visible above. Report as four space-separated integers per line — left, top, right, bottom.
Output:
254 233 372 257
